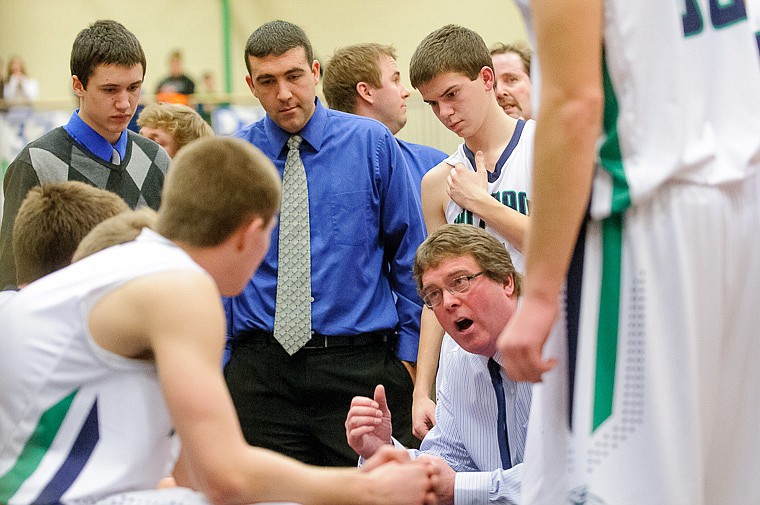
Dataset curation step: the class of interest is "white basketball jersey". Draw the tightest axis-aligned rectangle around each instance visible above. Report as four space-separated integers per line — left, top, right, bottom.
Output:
590 0 760 218
0 229 205 504
445 118 535 273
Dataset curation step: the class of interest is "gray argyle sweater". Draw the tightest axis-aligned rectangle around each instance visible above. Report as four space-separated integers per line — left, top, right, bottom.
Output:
0 127 170 288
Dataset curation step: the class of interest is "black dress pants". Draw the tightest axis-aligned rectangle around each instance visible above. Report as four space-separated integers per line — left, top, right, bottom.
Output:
224 336 418 466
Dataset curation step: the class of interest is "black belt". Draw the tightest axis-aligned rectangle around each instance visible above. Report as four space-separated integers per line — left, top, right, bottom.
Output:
239 329 392 349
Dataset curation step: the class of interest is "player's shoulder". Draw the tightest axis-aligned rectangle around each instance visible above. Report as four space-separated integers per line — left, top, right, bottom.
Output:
324 107 393 135
422 159 453 186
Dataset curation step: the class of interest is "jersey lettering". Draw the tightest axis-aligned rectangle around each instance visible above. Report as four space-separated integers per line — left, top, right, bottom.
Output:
453 190 530 228
681 0 748 36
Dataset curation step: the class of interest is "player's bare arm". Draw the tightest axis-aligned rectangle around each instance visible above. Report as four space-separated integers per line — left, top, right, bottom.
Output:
91 271 437 505
411 162 454 438
498 0 604 383
447 150 529 251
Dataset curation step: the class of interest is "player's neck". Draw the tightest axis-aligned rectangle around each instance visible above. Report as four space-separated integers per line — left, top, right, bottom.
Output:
464 104 517 162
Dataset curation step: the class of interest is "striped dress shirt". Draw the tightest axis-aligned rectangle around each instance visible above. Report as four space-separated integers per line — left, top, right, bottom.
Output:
404 346 532 504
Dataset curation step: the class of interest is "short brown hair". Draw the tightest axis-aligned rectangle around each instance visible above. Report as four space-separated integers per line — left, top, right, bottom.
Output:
490 42 531 75
244 20 313 75
70 19 146 89
410 24 492 89
137 102 214 152
12 182 129 285
72 207 158 262
413 224 521 296
323 43 397 113
155 137 281 247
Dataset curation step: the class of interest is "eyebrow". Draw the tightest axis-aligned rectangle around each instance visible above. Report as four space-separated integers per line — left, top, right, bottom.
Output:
256 67 304 83
99 79 143 88
422 268 471 290
436 84 459 99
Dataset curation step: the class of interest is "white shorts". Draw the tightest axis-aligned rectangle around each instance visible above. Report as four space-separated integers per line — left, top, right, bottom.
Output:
89 488 210 505
89 488 300 505
523 175 760 505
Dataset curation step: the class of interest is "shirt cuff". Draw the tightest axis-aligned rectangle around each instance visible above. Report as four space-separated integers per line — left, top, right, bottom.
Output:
454 472 490 505
357 438 406 467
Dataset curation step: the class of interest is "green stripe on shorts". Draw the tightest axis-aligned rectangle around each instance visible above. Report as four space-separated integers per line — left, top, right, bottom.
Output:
593 213 623 431
592 51 629 432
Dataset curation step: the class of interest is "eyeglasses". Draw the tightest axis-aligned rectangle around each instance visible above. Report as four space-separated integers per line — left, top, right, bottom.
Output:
421 271 485 309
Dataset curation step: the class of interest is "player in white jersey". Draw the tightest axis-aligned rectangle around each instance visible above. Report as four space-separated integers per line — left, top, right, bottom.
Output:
442 122 534 274
0 137 438 505
499 0 760 504
407 24 534 440
0 229 201 505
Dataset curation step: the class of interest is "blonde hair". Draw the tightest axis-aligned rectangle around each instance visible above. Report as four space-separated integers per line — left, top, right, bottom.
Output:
72 207 158 262
137 102 214 151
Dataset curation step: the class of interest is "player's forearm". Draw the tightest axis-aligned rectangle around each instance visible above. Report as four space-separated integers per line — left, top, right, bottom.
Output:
523 0 603 304
201 446 374 505
414 309 445 400
469 197 528 252
522 101 598 304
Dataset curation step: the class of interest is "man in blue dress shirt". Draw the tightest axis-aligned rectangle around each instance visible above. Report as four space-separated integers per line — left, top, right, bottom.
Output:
224 20 426 466
346 224 531 504
321 42 447 195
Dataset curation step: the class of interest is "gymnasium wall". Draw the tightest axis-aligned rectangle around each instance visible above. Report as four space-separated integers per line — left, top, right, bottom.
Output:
0 0 528 152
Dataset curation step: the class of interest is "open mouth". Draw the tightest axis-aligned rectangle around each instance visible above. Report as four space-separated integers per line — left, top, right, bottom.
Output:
455 318 473 332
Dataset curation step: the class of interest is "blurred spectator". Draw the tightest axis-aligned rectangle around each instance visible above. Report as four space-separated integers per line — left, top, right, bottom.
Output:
3 56 39 105
197 70 222 124
0 57 4 105
155 50 195 105
137 102 213 158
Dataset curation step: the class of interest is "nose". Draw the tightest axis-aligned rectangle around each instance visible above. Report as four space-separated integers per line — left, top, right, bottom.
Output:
441 288 462 309
276 80 292 102
114 90 130 111
401 85 411 99
438 101 455 119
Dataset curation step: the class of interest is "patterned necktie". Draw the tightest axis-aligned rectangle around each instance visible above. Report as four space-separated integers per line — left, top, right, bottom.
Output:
273 135 312 355
488 358 512 469
110 148 121 165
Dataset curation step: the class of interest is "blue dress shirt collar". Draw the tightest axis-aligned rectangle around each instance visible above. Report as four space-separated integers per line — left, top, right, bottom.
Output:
263 98 327 155
63 109 128 164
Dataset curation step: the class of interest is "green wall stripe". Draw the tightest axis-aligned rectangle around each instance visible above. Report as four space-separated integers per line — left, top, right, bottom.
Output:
221 0 233 94
0 390 78 502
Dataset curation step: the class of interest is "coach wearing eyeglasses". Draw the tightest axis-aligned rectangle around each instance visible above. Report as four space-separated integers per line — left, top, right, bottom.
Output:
345 223 532 505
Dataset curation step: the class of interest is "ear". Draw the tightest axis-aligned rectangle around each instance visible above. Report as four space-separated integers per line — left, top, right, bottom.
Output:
233 216 268 252
356 81 374 105
502 273 515 297
480 66 495 92
311 60 320 86
245 74 258 99
72 75 86 98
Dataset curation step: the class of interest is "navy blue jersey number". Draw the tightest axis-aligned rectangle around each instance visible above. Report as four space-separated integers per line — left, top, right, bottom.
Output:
681 0 747 36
